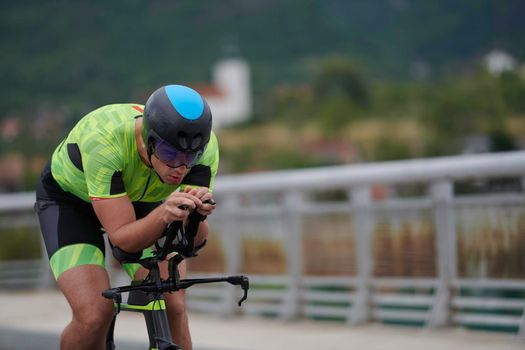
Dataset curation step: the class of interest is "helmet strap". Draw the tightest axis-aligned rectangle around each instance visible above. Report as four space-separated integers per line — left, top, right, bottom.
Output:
146 140 167 183
145 139 155 168
147 152 166 183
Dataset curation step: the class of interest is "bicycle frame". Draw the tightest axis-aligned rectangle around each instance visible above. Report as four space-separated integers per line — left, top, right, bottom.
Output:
103 209 249 350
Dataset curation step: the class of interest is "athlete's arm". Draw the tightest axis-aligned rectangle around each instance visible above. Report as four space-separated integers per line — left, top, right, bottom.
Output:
92 192 201 253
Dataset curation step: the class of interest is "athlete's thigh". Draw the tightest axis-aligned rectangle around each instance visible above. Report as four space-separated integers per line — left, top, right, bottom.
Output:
36 198 106 280
57 264 113 320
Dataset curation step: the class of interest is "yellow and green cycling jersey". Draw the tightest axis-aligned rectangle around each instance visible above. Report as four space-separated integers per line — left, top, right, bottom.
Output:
51 103 219 202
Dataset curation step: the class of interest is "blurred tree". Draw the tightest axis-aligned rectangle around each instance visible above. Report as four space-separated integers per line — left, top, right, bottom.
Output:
313 57 370 108
500 72 525 114
268 85 313 125
369 137 414 161
312 58 371 136
421 69 511 155
489 128 517 152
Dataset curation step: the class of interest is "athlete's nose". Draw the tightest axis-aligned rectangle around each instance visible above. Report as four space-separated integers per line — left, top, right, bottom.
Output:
172 165 188 175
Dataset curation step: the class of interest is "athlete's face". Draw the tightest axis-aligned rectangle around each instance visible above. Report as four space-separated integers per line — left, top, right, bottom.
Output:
151 155 190 185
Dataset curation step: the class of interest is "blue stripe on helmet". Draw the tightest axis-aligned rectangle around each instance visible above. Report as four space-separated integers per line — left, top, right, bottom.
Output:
164 85 204 120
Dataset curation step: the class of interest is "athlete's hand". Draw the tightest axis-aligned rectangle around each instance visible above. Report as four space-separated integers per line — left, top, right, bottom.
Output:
183 186 216 217
161 192 202 224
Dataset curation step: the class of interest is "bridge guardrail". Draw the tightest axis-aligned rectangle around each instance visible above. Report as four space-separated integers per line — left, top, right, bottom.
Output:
1 151 524 338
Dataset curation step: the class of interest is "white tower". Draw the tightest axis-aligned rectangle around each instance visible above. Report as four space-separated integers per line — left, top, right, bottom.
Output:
205 58 251 129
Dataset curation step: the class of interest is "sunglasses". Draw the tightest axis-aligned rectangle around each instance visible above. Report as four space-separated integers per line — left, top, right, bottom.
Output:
151 135 203 168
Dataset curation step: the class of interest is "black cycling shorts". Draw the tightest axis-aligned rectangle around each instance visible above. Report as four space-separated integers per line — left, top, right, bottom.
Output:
35 162 160 279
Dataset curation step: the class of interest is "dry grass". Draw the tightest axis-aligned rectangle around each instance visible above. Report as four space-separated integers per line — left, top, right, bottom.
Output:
188 209 525 279
241 238 287 274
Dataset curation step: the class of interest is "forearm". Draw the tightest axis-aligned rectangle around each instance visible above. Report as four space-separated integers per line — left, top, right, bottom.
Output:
108 205 167 252
109 207 209 253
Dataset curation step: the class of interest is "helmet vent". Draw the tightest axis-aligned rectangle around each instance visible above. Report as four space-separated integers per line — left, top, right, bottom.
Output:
178 131 188 149
191 135 203 150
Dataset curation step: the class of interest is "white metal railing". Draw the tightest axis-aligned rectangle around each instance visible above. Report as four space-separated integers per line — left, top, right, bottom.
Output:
1 151 525 337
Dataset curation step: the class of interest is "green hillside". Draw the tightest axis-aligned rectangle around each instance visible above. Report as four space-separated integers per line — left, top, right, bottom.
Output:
2 0 525 114
2 0 525 190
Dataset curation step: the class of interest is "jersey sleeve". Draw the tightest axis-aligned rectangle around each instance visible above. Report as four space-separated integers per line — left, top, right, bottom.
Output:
81 132 127 200
180 132 219 191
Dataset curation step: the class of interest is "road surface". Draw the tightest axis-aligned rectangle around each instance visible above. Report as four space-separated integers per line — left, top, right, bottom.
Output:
0 290 523 350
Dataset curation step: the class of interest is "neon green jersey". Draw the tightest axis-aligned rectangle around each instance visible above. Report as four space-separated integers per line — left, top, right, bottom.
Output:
51 104 219 202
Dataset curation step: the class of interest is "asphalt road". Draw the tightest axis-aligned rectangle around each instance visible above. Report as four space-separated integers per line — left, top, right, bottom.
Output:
0 328 147 350
0 291 523 350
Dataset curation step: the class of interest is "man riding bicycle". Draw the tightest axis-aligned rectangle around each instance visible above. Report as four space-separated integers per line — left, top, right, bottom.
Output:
35 85 218 350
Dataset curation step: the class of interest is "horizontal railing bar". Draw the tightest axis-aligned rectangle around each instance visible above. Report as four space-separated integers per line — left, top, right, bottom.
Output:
300 203 352 215
245 275 291 286
302 276 358 287
302 291 356 303
215 207 282 218
452 297 525 309
454 194 525 206
372 309 429 322
453 313 522 327
372 294 434 306
373 199 433 212
452 279 525 290
249 290 288 300
0 260 44 268
301 199 434 214
1 152 525 208
214 151 525 193
371 278 438 288
0 192 35 211
0 277 44 286
303 305 350 318
0 269 43 277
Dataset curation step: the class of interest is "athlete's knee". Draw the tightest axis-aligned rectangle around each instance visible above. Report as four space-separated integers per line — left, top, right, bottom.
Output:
72 299 114 331
166 290 187 316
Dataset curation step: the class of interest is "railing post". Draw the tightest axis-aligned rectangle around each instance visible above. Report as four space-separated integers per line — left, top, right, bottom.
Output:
282 190 304 320
518 308 525 341
428 180 455 327
348 186 373 325
519 178 525 340
220 194 243 316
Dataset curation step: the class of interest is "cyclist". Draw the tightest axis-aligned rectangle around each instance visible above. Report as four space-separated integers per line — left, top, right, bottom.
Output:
35 84 218 350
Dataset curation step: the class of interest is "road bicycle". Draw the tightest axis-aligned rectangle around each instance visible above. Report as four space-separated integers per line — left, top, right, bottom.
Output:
103 203 249 350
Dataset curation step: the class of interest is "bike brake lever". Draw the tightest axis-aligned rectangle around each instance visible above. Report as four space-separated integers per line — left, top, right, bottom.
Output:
237 276 249 306
238 290 248 307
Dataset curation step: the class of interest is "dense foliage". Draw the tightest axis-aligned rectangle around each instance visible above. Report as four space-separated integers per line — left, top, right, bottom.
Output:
1 0 525 186
2 0 524 114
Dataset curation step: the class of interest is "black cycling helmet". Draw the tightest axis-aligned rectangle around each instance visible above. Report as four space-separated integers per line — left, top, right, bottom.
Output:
142 84 212 155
